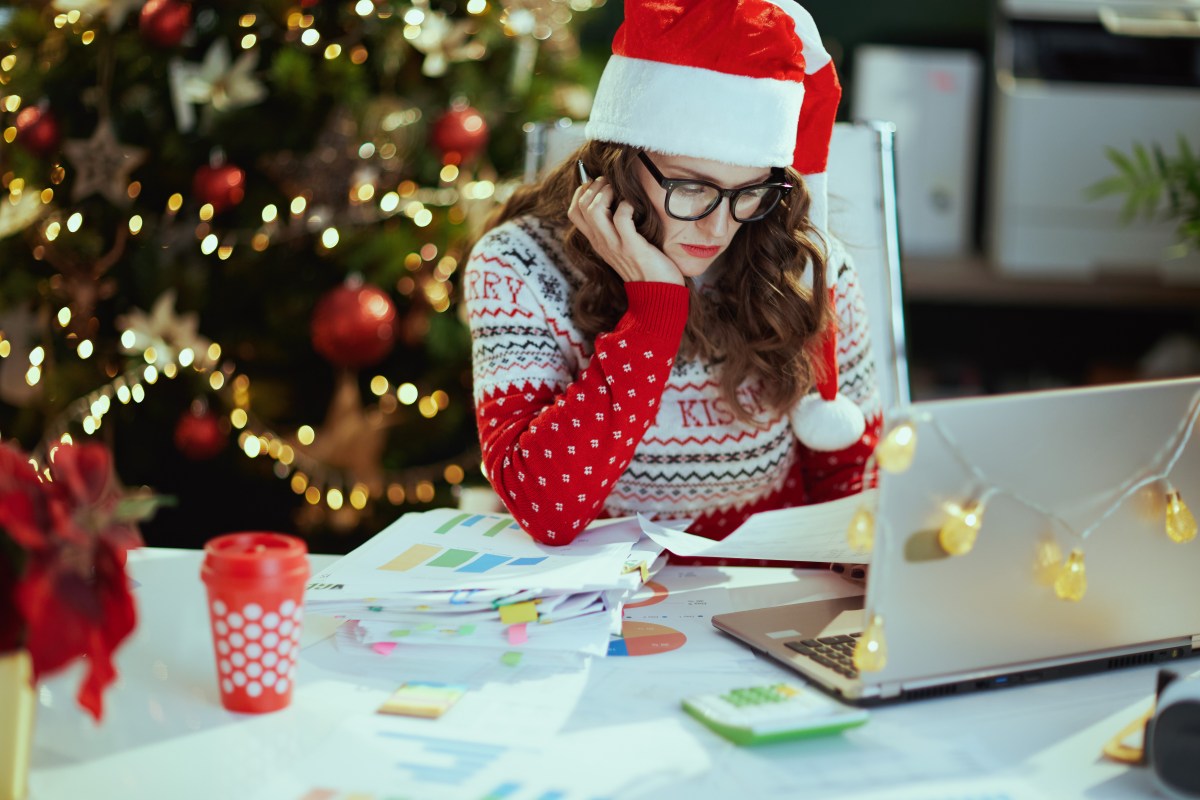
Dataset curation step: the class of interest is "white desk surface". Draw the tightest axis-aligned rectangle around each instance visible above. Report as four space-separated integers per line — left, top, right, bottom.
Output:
27 548 1174 800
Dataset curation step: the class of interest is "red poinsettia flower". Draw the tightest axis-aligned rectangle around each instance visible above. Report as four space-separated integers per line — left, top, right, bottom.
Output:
0 443 50 550
0 447 48 653
0 440 147 721
0 542 23 653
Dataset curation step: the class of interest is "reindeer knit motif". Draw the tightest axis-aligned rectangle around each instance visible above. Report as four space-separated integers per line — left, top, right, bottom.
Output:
465 216 881 546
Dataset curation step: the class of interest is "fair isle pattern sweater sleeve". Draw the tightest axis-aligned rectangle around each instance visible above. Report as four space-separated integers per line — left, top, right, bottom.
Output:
465 220 689 546
797 248 883 503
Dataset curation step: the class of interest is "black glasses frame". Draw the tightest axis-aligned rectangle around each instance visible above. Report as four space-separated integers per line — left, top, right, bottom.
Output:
636 150 793 223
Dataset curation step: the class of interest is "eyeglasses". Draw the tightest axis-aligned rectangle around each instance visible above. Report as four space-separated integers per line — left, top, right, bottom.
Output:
637 151 792 223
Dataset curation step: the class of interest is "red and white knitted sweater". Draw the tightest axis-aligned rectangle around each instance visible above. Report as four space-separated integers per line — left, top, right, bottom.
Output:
465 216 881 547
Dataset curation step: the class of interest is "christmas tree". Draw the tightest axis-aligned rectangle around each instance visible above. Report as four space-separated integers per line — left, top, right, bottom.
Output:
0 0 609 553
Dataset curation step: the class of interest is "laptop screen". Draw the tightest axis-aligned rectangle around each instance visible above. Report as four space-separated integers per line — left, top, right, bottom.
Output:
862 377 1200 687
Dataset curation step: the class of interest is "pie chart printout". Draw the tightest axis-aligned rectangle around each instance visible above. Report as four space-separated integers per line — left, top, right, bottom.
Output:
607 620 687 656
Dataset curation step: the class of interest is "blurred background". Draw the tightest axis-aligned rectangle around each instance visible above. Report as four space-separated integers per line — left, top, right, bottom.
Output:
1 0 1198 553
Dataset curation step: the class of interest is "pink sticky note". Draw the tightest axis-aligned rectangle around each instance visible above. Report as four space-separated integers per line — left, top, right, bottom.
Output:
371 642 398 656
506 623 528 645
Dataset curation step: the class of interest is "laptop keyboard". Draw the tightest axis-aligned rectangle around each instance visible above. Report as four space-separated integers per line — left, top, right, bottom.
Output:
784 635 862 679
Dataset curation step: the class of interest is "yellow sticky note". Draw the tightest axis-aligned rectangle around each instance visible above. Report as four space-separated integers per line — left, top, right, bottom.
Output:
622 561 650 583
377 681 467 719
498 600 538 624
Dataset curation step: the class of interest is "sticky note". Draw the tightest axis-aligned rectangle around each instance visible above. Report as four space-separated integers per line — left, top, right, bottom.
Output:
501 651 523 667
506 622 528 645
621 560 650 583
371 642 398 656
498 600 538 624
377 681 468 719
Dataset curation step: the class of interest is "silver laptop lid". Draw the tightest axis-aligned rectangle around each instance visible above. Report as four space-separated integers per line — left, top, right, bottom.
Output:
862 377 1200 692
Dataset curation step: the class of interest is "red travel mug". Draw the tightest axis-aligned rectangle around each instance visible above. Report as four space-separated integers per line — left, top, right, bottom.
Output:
201 532 310 713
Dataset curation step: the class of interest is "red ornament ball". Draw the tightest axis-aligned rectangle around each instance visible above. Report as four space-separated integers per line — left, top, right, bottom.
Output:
192 163 246 214
139 0 192 48
14 106 61 158
430 106 489 163
175 408 226 460
311 283 399 369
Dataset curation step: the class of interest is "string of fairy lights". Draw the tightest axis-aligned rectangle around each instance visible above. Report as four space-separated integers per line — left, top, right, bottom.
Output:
842 391 1200 674
12 325 482 515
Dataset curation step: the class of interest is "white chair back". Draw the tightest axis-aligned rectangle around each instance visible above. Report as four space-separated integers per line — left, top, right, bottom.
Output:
522 119 910 412
826 120 909 411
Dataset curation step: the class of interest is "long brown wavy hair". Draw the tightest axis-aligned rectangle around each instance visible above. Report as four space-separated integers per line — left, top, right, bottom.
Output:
479 140 830 423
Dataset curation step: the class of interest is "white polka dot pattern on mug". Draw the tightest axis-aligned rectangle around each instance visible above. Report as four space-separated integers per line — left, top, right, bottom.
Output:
209 598 304 702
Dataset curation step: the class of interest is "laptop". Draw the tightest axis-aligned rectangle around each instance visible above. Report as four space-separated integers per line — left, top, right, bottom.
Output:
713 377 1200 705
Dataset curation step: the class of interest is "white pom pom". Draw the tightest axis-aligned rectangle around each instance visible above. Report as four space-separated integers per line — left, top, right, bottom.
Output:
790 393 866 452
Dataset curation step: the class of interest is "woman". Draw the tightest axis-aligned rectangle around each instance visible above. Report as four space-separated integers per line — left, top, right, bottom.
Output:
463 0 881 548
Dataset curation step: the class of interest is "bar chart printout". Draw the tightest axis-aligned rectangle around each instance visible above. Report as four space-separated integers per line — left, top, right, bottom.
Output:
434 513 524 537
379 544 547 574
305 507 647 597
376 513 547 575
480 781 611 800
376 730 506 786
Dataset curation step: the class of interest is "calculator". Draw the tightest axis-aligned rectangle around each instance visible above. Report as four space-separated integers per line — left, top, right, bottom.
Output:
682 682 868 746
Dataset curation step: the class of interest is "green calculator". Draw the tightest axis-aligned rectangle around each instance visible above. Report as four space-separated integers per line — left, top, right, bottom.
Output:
682 682 868 746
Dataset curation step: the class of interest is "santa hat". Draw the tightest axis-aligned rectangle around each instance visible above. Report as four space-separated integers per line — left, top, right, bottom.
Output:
585 0 865 452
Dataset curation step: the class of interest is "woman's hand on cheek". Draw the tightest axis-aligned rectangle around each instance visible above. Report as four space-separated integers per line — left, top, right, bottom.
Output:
568 176 685 286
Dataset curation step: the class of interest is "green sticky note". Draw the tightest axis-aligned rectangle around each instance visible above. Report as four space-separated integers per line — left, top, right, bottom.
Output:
458 624 476 636
500 651 523 667
390 629 410 638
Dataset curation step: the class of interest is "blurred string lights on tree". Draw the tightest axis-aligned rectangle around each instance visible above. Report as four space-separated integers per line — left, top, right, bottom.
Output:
0 0 607 541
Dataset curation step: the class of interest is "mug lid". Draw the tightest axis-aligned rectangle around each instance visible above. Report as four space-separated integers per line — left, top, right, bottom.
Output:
202 532 309 579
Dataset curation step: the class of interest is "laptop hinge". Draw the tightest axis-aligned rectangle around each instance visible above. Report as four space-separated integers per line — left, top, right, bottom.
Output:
1192 633 1200 651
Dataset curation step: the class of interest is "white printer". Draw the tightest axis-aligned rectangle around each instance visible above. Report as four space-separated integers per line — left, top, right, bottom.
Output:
988 0 1200 280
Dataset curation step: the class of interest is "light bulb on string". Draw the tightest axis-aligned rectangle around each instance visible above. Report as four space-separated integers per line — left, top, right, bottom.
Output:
937 499 985 556
853 614 887 672
1054 548 1087 601
847 505 875 553
875 419 916 473
1164 484 1197 543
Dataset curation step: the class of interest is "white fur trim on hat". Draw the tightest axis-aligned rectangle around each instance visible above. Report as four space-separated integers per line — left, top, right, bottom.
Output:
790 392 866 452
585 55 805 169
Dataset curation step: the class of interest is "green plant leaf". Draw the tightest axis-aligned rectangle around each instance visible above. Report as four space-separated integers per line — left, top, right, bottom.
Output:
1134 142 1154 178
1178 134 1196 172
115 492 177 523
1105 146 1137 177
1084 174 1133 200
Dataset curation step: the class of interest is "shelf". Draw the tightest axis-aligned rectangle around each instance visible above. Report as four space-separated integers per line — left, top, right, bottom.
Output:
902 255 1200 309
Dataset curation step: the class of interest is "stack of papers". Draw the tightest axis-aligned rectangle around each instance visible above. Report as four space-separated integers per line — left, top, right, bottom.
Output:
637 490 875 564
305 509 664 657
